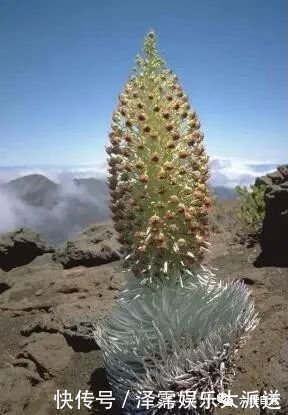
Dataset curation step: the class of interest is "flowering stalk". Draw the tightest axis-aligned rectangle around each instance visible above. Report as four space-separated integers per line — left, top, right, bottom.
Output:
96 32 258 415
107 32 211 280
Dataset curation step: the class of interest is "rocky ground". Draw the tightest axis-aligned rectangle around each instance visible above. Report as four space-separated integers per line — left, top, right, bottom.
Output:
210 201 288 415
0 203 287 415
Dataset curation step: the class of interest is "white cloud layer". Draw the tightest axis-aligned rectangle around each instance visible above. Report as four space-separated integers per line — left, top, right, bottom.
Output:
0 163 109 244
209 157 278 188
0 161 107 185
0 157 278 187
0 157 279 243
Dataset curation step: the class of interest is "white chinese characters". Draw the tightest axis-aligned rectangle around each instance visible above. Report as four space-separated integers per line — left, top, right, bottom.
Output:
53 389 281 410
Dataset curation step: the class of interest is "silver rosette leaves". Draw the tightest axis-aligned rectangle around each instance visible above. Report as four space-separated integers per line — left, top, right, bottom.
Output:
94 273 258 414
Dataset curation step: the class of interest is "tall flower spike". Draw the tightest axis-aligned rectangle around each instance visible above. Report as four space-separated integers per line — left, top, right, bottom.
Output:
96 32 258 414
106 31 211 280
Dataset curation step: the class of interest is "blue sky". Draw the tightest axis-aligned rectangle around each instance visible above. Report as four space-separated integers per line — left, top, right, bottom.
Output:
0 0 287 166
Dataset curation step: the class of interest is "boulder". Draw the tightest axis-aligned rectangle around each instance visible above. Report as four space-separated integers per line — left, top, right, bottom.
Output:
0 228 54 272
258 165 288 266
261 183 288 265
19 332 74 379
278 164 288 179
53 222 121 269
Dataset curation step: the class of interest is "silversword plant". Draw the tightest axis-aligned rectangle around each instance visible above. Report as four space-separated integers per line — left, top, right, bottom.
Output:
95 32 258 414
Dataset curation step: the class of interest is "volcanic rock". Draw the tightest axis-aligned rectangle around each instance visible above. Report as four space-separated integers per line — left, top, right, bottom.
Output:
53 223 121 269
0 228 54 272
258 165 288 266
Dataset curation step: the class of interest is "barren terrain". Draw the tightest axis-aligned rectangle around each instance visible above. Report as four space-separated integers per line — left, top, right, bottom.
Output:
0 202 287 415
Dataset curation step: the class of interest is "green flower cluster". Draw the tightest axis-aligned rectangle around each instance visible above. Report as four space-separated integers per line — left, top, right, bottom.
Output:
107 32 211 279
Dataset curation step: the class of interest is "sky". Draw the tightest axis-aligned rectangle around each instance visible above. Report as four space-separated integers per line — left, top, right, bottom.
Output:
0 0 287 166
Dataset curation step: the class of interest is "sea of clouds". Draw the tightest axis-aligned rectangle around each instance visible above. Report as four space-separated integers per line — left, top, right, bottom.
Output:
0 157 279 241
0 157 278 187
0 161 107 185
0 161 109 241
209 157 278 188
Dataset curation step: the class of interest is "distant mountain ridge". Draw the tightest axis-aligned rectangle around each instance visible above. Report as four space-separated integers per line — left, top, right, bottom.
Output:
0 173 236 245
2 174 110 208
1 174 110 245
2 174 237 204
3 174 59 208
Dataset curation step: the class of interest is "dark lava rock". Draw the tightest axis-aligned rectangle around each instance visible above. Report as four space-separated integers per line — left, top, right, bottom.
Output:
53 222 121 269
260 183 288 265
257 165 288 266
278 164 288 179
0 228 54 272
